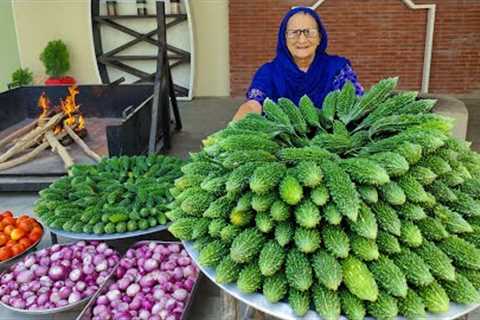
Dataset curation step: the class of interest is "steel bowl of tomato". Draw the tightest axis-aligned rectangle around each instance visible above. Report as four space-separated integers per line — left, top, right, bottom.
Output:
0 211 44 269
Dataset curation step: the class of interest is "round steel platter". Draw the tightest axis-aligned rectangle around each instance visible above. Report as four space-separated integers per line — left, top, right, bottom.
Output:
0 223 44 271
46 223 170 241
0 296 90 315
0 241 117 315
183 241 480 320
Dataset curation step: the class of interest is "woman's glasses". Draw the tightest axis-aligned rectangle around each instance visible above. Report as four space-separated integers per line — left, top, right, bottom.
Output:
285 28 319 40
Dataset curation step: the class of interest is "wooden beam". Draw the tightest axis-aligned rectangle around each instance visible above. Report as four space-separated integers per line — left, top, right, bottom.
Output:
95 18 191 58
222 292 239 320
101 28 158 57
101 54 185 61
95 18 159 47
64 126 102 162
0 113 64 163
101 60 150 79
149 1 167 154
0 119 39 149
91 0 110 83
168 63 182 131
93 14 186 20
45 131 74 170
0 125 73 171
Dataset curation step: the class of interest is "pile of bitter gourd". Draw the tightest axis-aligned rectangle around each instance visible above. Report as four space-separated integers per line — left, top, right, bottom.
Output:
35 155 184 235
168 77 480 319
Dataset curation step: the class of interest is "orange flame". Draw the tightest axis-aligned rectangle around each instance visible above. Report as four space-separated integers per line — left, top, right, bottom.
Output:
67 85 79 107
61 85 79 128
78 115 85 129
37 92 50 118
36 85 86 137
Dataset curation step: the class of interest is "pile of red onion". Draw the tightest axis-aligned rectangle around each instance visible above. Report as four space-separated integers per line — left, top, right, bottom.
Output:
0 241 120 311
91 242 199 320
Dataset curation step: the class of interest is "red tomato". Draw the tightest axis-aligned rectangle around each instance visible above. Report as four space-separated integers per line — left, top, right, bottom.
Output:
0 233 8 246
31 226 43 235
17 214 30 221
28 232 40 243
0 220 9 231
18 238 32 249
2 216 15 226
5 239 17 247
3 225 15 237
10 228 25 241
17 221 33 233
0 247 13 261
11 244 24 256
0 211 13 219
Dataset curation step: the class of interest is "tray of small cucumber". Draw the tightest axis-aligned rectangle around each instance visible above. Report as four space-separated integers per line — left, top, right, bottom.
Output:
38 191 171 240
33 155 183 240
44 206 170 240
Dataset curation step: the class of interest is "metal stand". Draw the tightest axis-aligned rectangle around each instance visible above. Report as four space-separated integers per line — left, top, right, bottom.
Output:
50 231 58 245
91 0 191 97
149 1 181 154
242 306 266 320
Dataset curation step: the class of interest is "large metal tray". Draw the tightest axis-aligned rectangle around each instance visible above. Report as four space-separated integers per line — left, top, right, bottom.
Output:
47 223 170 241
0 241 118 315
76 240 201 320
0 295 90 315
0 222 44 271
183 241 480 320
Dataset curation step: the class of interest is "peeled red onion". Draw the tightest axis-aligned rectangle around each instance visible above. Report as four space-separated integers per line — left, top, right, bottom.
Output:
16 271 34 284
48 266 66 281
68 292 82 304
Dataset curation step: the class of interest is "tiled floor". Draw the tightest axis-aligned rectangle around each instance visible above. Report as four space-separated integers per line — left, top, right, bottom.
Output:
0 96 479 320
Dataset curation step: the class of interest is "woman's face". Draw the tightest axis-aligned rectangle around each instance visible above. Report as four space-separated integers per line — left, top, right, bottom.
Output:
285 13 320 63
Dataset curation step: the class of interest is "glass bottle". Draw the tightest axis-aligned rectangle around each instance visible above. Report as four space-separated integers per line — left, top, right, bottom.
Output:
106 0 118 16
136 0 144 16
171 0 180 14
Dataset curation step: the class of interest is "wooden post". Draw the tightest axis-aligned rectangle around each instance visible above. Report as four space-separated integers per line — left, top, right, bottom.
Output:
148 0 166 154
0 142 51 171
253 310 266 320
0 119 39 149
222 291 239 320
0 113 64 163
64 126 102 162
168 62 182 131
45 131 75 169
0 126 73 171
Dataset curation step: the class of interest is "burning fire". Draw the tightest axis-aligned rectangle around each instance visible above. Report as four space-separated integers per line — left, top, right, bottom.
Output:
37 93 50 118
78 115 85 129
37 85 86 134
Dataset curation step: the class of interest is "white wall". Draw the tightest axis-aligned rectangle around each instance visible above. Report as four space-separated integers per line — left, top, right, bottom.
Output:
13 0 100 84
12 0 230 97
190 0 230 96
0 0 21 92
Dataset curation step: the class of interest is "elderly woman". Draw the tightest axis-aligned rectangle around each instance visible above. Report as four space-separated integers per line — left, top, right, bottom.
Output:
233 7 363 121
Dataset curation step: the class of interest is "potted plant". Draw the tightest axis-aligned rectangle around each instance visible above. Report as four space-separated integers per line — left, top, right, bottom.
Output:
40 40 76 85
7 68 33 89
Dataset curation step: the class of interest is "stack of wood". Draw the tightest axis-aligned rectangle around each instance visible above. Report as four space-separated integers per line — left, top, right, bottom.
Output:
0 110 102 172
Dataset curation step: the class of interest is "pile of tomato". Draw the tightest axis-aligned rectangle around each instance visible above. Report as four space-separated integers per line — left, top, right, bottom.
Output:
0 211 43 262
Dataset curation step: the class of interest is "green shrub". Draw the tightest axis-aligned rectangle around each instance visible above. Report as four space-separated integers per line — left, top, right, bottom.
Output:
8 68 33 89
40 40 70 77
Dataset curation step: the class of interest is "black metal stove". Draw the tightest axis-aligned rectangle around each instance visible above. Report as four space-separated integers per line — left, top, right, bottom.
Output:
0 83 181 191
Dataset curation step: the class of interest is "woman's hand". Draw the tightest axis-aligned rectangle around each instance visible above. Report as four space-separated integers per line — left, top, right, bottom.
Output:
232 100 262 121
